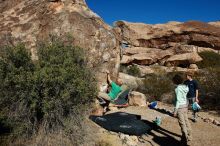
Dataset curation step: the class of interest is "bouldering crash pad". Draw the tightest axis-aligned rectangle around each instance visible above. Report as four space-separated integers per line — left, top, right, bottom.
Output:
89 112 151 136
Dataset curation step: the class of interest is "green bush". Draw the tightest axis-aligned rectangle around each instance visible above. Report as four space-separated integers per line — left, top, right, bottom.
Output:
196 67 220 111
197 51 220 68
0 41 97 143
139 73 175 101
126 65 141 77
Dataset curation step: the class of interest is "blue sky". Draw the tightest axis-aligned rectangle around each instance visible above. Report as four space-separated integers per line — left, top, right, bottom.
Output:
86 0 220 25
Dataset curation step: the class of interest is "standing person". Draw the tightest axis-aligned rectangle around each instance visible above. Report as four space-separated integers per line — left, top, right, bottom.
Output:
184 71 199 122
172 74 192 146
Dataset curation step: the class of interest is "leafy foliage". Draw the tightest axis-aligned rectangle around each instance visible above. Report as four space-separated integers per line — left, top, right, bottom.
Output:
120 65 141 77
197 51 220 68
140 73 175 101
0 42 97 142
196 67 220 111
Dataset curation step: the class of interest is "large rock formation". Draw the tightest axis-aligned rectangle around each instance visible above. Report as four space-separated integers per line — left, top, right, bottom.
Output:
0 0 120 85
114 20 220 76
1 0 220 82
165 52 203 67
114 20 220 50
121 47 174 65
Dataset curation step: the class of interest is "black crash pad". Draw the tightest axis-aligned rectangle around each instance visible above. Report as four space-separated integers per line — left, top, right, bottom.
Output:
89 112 151 136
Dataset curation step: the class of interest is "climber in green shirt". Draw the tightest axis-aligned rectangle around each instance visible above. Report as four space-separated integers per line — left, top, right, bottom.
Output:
98 71 122 101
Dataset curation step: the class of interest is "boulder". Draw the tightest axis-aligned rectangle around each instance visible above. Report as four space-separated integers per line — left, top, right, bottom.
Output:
128 91 147 106
213 120 220 126
128 53 156 65
119 134 139 146
119 72 144 89
0 0 120 85
165 52 202 67
121 47 174 65
136 65 192 76
174 44 220 54
123 47 174 56
204 117 214 123
121 54 156 65
189 64 199 70
91 104 104 116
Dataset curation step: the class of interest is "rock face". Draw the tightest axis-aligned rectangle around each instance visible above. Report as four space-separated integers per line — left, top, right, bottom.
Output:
209 21 220 28
119 72 144 89
137 65 194 77
165 52 203 66
1 0 220 84
115 20 220 76
115 21 220 50
128 91 147 106
0 0 120 85
121 47 174 65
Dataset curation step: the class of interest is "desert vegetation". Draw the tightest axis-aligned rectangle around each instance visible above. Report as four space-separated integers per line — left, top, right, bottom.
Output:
0 40 97 145
135 51 220 114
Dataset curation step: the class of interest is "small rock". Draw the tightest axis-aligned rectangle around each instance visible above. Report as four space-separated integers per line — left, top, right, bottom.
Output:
129 91 147 106
91 105 104 116
213 120 220 126
119 133 139 146
204 117 214 123
102 52 111 62
108 106 118 111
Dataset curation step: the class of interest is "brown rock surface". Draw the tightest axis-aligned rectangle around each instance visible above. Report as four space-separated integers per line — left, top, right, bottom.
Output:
137 65 195 76
165 52 202 67
128 91 147 106
121 47 174 65
119 72 144 89
115 21 220 50
0 0 120 84
209 21 220 28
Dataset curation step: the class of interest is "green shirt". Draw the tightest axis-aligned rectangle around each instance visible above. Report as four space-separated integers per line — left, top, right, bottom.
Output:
108 82 122 100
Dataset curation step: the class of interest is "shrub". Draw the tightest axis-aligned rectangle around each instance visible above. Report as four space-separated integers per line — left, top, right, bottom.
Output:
196 67 220 111
197 51 220 68
139 73 175 101
0 41 97 144
123 65 141 77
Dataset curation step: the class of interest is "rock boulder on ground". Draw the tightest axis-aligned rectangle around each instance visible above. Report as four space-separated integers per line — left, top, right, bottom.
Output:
119 134 139 146
128 91 147 106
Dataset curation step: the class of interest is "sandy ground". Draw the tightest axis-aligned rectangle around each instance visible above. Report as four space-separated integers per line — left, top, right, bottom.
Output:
88 103 220 146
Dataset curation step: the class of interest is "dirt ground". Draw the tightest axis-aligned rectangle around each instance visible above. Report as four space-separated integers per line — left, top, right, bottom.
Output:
88 102 220 146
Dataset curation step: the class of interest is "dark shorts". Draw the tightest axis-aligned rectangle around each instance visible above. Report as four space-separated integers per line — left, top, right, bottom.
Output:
188 98 195 105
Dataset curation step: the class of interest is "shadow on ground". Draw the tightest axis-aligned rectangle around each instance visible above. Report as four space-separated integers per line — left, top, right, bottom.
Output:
142 119 181 146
